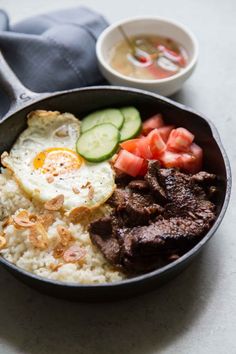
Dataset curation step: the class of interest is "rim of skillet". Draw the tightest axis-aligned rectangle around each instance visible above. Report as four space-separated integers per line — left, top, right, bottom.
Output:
0 86 232 289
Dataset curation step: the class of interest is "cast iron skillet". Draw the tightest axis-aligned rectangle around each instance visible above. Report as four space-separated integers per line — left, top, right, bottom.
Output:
0 52 231 302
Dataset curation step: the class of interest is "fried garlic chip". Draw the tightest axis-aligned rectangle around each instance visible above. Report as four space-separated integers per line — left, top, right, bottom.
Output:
44 194 64 211
29 223 49 250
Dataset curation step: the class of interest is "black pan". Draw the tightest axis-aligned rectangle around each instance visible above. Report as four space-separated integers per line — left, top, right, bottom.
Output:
0 52 231 301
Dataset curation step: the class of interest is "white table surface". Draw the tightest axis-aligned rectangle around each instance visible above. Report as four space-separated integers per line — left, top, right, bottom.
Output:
0 0 235 353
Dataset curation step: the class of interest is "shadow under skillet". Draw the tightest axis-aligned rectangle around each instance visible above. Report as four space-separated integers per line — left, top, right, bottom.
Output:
0 240 220 354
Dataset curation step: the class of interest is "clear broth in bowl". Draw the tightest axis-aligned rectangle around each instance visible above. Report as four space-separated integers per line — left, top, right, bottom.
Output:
109 34 188 81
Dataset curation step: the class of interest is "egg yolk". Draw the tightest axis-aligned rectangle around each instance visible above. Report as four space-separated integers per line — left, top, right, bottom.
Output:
33 148 83 176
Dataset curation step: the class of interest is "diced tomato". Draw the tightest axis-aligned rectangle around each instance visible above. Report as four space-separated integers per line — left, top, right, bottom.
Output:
146 129 166 158
181 143 203 173
190 142 203 159
118 119 202 175
159 143 202 173
142 114 164 135
139 159 148 176
120 139 141 156
136 136 153 159
157 125 175 142
114 150 144 177
159 150 183 168
180 153 196 173
121 130 166 160
167 127 194 152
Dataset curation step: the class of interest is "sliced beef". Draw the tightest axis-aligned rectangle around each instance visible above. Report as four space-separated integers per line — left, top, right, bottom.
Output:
128 180 149 191
145 161 167 203
108 188 164 227
115 172 133 187
156 167 215 222
123 192 164 226
89 161 217 274
191 171 218 201
89 216 121 265
108 188 127 210
121 252 167 273
121 216 210 258
191 171 216 184
89 216 113 236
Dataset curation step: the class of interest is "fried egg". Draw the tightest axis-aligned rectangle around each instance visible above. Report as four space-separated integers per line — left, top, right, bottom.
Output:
1 110 115 212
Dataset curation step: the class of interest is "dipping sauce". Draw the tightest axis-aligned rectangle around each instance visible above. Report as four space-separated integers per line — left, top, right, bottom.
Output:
109 34 188 80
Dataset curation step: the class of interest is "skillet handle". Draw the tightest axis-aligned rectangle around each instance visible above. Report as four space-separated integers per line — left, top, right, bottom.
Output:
0 51 40 117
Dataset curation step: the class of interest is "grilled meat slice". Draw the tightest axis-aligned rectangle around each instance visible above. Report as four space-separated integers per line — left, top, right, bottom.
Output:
89 216 121 265
128 180 149 191
108 188 164 227
145 161 167 203
89 162 217 274
120 216 211 258
156 167 215 221
115 172 133 187
191 171 216 184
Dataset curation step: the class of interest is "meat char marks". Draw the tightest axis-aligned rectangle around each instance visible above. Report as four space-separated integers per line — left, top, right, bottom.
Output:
89 161 217 274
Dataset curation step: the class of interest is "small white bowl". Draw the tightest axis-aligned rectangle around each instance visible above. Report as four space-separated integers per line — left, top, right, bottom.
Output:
96 16 199 96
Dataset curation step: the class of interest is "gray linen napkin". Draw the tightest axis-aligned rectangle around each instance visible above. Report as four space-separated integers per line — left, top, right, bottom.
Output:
0 6 108 116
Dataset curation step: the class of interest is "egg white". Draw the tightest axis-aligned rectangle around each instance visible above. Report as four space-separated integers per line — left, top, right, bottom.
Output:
2 110 115 211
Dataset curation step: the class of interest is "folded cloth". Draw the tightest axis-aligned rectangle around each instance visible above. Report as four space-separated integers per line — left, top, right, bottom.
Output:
0 6 108 116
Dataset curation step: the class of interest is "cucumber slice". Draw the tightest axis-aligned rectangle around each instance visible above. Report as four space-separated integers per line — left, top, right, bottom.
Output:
81 108 124 133
119 107 142 142
76 123 120 162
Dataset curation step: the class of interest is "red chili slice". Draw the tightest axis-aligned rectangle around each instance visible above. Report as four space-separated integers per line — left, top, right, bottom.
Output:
157 45 186 67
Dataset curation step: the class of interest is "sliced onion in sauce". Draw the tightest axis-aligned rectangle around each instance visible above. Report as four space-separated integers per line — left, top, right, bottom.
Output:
157 57 179 73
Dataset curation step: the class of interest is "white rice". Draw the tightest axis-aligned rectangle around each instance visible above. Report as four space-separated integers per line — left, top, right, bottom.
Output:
0 169 125 284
